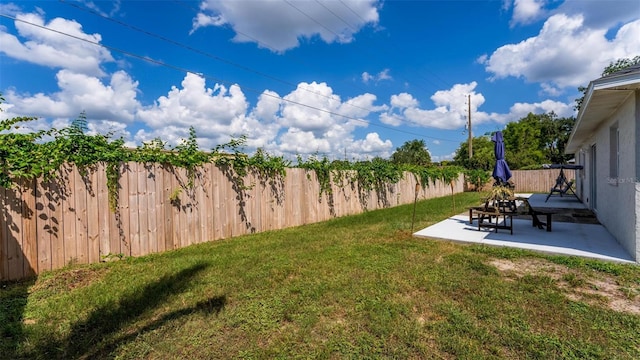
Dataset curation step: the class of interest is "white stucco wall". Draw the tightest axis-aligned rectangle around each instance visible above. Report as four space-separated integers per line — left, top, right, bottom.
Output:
579 94 638 261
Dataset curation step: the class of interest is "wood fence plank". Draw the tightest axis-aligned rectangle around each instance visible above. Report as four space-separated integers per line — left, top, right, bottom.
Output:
199 165 210 242
152 164 163 253
86 169 100 264
0 186 7 280
220 168 232 238
171 168 182 249
177 169 189 247
62 166 77 267
96 164 111 258
283 169 296 228
251 177 260 233
161 165 173 251
147 163 158 254
237 173 250 236
229 175 240 237
212 166 223 240
301 172 310 225
138 163 150 256
48 175 65 271
20 179 37 278
197 170 206 243
107 164 122 258
190 171 199 243
36 178 52 274
128 162 140 257
73 167 88 265
180 169 195 246
5 186 24 280
118 163 131 257
261 178 271 232
203 163 214 242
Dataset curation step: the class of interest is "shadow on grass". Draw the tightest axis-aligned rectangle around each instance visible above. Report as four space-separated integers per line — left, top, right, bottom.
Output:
0 278 37 359
28 262 225 359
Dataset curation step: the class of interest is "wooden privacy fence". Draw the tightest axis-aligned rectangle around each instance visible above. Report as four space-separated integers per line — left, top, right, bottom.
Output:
0 163 464 281
509 169 576 193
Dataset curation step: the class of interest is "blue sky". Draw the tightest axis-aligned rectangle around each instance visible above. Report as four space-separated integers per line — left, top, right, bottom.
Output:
1 0 639 162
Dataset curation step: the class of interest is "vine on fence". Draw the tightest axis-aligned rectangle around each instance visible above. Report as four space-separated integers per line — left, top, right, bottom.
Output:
296 153 465 205
464 168 491 191
0 99 289 212
1 94 464 214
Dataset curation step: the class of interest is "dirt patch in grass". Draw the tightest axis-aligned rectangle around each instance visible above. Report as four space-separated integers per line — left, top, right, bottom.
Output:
489 258 640 315
30 267 109 294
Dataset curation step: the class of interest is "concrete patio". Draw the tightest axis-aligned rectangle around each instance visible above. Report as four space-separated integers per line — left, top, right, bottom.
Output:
413 193 635 264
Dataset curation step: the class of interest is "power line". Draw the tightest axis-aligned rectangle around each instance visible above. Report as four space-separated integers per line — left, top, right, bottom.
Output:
60 0 377 117
64 0 458 134
283 0 337 39
0 13 460 143
278 0 456 129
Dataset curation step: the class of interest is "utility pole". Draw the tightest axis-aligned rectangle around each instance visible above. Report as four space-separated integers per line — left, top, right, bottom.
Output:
468 94 473 159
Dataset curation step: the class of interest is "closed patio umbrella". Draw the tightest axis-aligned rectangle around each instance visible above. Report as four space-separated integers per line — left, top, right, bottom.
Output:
491 131 512 186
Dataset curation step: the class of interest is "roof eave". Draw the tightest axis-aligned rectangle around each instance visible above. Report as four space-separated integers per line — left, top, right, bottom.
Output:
565 71 640 154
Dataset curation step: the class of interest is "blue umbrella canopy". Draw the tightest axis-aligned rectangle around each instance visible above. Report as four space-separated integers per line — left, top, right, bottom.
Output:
491 131 512 184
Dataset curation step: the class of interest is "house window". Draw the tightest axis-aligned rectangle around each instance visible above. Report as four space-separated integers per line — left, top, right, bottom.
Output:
609 123 619 185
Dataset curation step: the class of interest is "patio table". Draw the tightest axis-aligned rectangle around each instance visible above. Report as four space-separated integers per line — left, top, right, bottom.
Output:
468 196 552 233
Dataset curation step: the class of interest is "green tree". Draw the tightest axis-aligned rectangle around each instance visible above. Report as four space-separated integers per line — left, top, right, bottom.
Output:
503 113 546 169
539 113 575 164
502 112 575 169
453 135 494 171
575 55 640 111
390 139 431 166
70 110 89 134
453 113 576 171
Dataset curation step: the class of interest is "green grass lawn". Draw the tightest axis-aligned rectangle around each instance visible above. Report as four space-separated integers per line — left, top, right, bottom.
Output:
2 191 639 359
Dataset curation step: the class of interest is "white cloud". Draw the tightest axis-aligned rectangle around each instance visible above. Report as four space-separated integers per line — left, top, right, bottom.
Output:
278 81 344 133
277 81 377 136
134 76 393 156
0 3 21 17
481 12 640 93
378 80 576 131
339 93 387 118
346 132 393 159
268 81 393 157
136 72 279 149
390 93 418 108
507 99 573 120
3 69 140 122
379 112 403 126
481 98 574 125
382 83 485 130
250 90 282 124
88 120 131 140
510 0 547 26
0 11 113 76
555 0 640 29
278 128 331 154
362 69 392 84
192 0 380 52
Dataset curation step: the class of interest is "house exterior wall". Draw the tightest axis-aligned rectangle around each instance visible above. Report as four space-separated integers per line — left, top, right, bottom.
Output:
635 90 640 262
576 93 638 261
